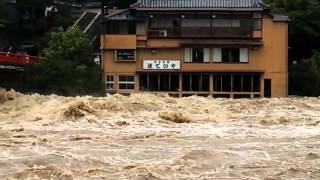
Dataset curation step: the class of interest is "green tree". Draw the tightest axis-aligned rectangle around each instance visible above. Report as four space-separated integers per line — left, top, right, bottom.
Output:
265 0 320 61
31 27 102 96
290 52 320 96
0 0 13 30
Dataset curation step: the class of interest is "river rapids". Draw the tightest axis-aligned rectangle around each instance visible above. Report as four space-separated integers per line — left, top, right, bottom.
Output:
0 90 320 180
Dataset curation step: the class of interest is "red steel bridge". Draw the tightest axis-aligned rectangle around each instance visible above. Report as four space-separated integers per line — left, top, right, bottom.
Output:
0 52 41 71
0 52 41 91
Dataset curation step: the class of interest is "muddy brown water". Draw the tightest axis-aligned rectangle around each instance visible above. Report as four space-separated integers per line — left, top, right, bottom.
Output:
0 90 320 179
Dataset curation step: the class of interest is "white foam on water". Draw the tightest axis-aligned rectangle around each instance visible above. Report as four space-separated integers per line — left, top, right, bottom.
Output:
0 90 320 179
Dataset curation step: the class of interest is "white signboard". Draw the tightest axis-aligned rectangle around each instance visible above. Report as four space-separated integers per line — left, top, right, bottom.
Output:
143 60 180 70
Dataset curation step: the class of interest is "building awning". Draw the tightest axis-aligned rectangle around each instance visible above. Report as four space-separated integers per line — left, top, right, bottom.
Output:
180 39 263 47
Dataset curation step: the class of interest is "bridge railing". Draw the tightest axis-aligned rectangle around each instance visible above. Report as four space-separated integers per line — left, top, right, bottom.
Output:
0 52 41 65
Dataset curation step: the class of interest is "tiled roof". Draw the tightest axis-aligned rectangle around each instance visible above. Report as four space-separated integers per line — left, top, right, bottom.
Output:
132 0 267 9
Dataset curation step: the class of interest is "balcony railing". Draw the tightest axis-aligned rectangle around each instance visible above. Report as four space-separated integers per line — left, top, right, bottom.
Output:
148 27 253 38
147 18 259 38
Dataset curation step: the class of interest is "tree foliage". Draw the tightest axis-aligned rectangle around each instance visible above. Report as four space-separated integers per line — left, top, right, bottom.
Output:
290 52 320 96
0 0 15 31
0 0 10 30
0 0 75 50
31 27 102 96
265 0 320 61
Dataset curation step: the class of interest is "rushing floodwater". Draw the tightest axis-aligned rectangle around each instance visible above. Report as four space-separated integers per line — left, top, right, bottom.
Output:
0 90 320 180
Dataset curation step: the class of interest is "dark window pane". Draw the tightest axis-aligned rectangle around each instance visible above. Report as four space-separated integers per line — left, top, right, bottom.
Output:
233 74 242 92
139 74 148 91
222 48 240 63
253 74 260 92
231 49 240 62
170 74 179 91
222 74 231 92
127 76 134 82
119 76 127 82
106 76 113 81
214 74 222 91
160 74 170 91
222 48 230 62
149 74 158 91
201 75 210 91
192 48 204 63
191 75 200 91
117 50 135 61
119 84 127 89
183 75 191 91
243 74 252 92
127 84 135 89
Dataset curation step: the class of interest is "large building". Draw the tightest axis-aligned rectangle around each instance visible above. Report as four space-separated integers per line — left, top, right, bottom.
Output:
100 0 289 98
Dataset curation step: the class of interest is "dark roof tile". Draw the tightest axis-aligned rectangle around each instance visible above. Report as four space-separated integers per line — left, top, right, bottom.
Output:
132 0 266 9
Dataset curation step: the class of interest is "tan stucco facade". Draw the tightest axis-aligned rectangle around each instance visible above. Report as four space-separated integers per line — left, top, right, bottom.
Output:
101 13 288 98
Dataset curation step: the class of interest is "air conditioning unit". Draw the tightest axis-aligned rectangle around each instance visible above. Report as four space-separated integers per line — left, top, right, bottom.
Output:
159 30 167 37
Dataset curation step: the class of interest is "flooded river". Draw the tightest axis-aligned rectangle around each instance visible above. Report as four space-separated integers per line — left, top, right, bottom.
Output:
0 90 320 179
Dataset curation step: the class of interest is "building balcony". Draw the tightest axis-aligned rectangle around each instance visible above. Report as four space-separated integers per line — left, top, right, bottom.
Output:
148 27 257 39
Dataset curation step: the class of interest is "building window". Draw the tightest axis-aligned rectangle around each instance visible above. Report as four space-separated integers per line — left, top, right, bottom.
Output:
192 48 204 63
139 73 179 92
213 48 248 63
119 76 135 90
116 50 135 61
213 73 260 92
184 48 209 63
106 76 114 91
254 19 262 30
222 48 240 63
182 74 210 91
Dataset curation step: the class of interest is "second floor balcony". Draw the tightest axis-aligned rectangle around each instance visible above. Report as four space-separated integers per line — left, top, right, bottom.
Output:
148 26 254 38
147 14 262 39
